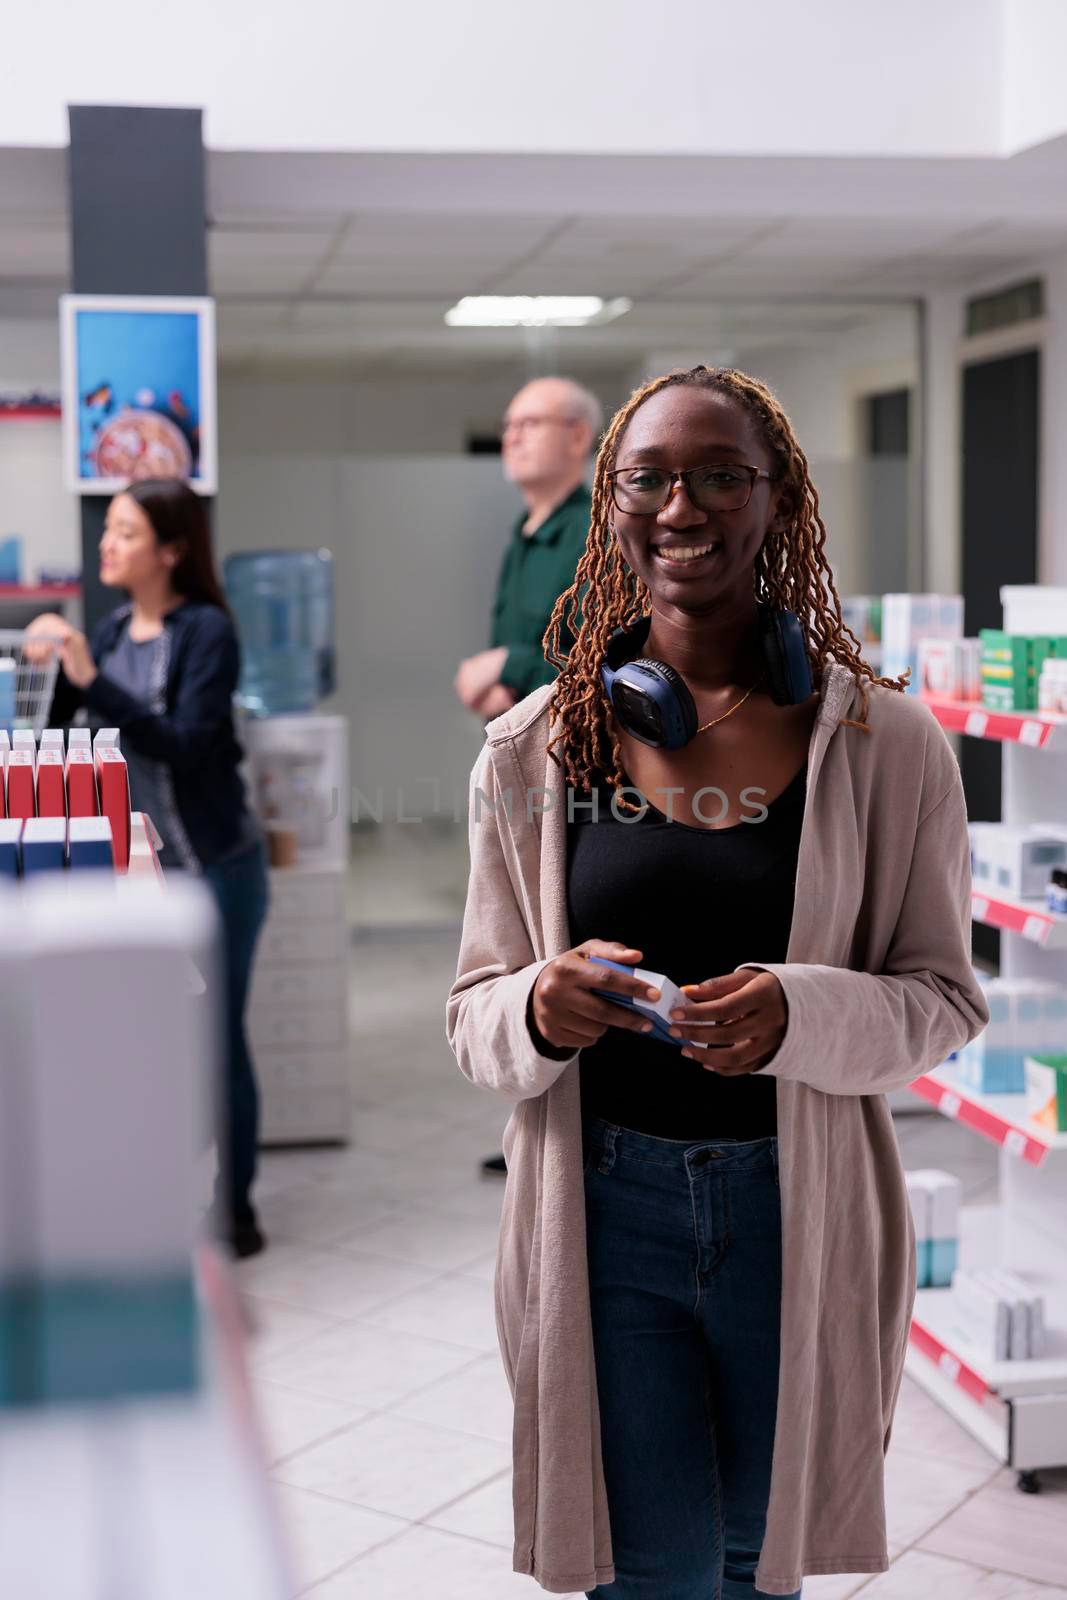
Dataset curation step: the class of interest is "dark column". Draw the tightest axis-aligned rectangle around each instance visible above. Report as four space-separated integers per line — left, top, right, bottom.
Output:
67 107 210 633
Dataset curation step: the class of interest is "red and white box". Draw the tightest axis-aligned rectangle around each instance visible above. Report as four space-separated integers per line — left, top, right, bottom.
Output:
6 750 36 822
35 748 67 818
95 744 130 870
65 745 99 817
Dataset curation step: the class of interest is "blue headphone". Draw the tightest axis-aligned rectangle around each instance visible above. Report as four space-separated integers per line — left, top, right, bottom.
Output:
600 608 813 750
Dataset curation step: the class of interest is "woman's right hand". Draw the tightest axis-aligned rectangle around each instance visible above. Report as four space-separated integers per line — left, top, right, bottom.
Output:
22 613 73 664
530 940 661 1051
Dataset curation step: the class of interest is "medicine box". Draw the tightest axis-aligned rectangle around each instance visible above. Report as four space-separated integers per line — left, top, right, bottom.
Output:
905 1170 960 1288
917 637 981 700
35 749 66 818
1025 1054 1067 1133
969 824 1067 900
882 594 963 693
68 817 114 871
21 818 66 875
980 630 1067 713
65 747 98 817
958 977 1067 1094
0 819 21 878
6 751 36 821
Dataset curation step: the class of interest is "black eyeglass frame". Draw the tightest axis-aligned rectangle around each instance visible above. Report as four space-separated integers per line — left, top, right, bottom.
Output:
607 462 777 515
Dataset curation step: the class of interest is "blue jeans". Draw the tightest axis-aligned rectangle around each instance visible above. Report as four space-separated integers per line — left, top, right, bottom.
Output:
582 1115 801 1600
202 840 269 1222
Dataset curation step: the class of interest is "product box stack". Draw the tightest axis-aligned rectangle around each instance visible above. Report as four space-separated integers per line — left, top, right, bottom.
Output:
0 876 214 1407
916 637 982 700
881 594 963 693
969 822 1067 900
948 1269 1048 1362
979 630 1067 713
956 973 1067 1095
905 1170 961 1288
0 728 128 875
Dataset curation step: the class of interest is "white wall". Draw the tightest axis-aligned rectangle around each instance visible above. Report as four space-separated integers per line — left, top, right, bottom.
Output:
217 454 521 814
0 316 79 578
217 368 625 458
6 1 1003 158
1003 0 1067 153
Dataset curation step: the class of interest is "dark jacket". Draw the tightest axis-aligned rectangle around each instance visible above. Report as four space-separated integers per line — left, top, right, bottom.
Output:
49 600 253 869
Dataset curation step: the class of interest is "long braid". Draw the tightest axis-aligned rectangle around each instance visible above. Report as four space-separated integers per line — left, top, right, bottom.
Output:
543 366 907 795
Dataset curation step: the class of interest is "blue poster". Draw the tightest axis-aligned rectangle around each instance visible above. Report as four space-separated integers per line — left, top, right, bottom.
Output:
61 297 216 494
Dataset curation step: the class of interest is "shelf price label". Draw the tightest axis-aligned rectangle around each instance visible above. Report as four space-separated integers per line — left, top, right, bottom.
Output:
973 896 989 922
937 1350 962 1383
1022 914 1049 943
1019 720 1043 747
940 1092 962 1119
1004 1128 1027 1158
964 711 989 737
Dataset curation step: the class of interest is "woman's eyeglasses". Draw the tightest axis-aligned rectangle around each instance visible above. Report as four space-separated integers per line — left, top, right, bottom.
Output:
608 463 775 515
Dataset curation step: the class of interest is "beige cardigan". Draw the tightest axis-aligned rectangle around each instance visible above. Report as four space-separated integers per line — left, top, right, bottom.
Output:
446 662 988 1596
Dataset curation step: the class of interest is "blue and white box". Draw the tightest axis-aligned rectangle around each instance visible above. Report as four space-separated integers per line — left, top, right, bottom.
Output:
67 817 113 871
0 820 21 879
906 1169 960 1288
20 818 66 876
958 976 1067 1094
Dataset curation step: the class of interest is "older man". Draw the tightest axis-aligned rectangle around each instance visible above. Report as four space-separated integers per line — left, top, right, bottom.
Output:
454 376 601 722
455 376 601 1177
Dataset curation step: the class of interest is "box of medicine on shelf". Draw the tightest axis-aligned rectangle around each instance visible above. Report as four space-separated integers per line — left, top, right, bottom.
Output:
968 822 1067 899
916 637 981 700
1025 1053 1067 1133
905 1170 960 1288
957 975 1067 1095
882 593 962 693
979 630 1067 713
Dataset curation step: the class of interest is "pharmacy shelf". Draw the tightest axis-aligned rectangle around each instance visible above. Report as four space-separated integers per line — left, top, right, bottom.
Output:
971 890 1067 947
920 692 1067 752
911 1288 1067 1399
907 1208 1067 1472
911 1061 1067 1168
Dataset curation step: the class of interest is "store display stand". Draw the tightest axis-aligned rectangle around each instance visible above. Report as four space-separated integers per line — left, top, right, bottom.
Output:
241 714 353 1145
906 587 1067 1491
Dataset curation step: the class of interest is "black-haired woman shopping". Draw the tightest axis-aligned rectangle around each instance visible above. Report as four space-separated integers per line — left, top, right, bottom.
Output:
27 478 269 1259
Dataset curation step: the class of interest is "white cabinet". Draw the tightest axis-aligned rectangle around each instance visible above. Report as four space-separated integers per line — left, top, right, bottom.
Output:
252 864 351 1146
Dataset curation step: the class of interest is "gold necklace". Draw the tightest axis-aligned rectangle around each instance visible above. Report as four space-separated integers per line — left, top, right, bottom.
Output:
695 673 766 735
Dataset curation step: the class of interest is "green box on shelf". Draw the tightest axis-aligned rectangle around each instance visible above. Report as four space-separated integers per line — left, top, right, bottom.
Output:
1025 1054 1067 1134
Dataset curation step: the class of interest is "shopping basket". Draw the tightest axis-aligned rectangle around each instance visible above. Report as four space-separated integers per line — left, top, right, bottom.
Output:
0 629 62 738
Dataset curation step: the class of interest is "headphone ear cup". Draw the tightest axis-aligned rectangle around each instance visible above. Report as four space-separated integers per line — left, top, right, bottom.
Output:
759 607 812 705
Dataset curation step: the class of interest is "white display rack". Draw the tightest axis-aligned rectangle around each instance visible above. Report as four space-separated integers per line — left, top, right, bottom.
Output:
0 1247 292 1597
909 586 1067 1489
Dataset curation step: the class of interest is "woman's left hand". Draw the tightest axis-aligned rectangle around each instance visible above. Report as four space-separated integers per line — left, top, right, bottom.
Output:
58 630 98 690
668 969 788 1075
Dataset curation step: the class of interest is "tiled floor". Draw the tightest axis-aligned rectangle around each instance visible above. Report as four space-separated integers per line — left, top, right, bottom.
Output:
235 927 1067 1598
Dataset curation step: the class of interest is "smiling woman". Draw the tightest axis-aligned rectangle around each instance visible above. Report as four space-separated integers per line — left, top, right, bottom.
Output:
447 364 988 1599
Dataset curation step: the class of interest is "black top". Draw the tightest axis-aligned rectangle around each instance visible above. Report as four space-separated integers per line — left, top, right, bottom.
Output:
48 600 256 870
566 762 807 1140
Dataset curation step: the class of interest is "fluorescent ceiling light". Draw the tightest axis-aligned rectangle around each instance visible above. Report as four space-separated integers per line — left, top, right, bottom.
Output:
444 296 632 328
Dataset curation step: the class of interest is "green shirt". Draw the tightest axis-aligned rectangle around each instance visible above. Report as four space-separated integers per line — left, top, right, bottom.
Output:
491 483 591 698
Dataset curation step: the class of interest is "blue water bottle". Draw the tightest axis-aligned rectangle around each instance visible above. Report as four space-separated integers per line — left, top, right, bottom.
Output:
223 550 335 716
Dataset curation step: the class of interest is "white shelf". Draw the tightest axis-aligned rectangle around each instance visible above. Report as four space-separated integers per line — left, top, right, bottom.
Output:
910 1061 1067 1167
908 1207 1067 1470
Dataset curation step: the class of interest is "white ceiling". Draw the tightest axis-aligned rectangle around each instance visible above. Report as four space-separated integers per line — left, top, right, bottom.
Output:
4 143 1067 371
